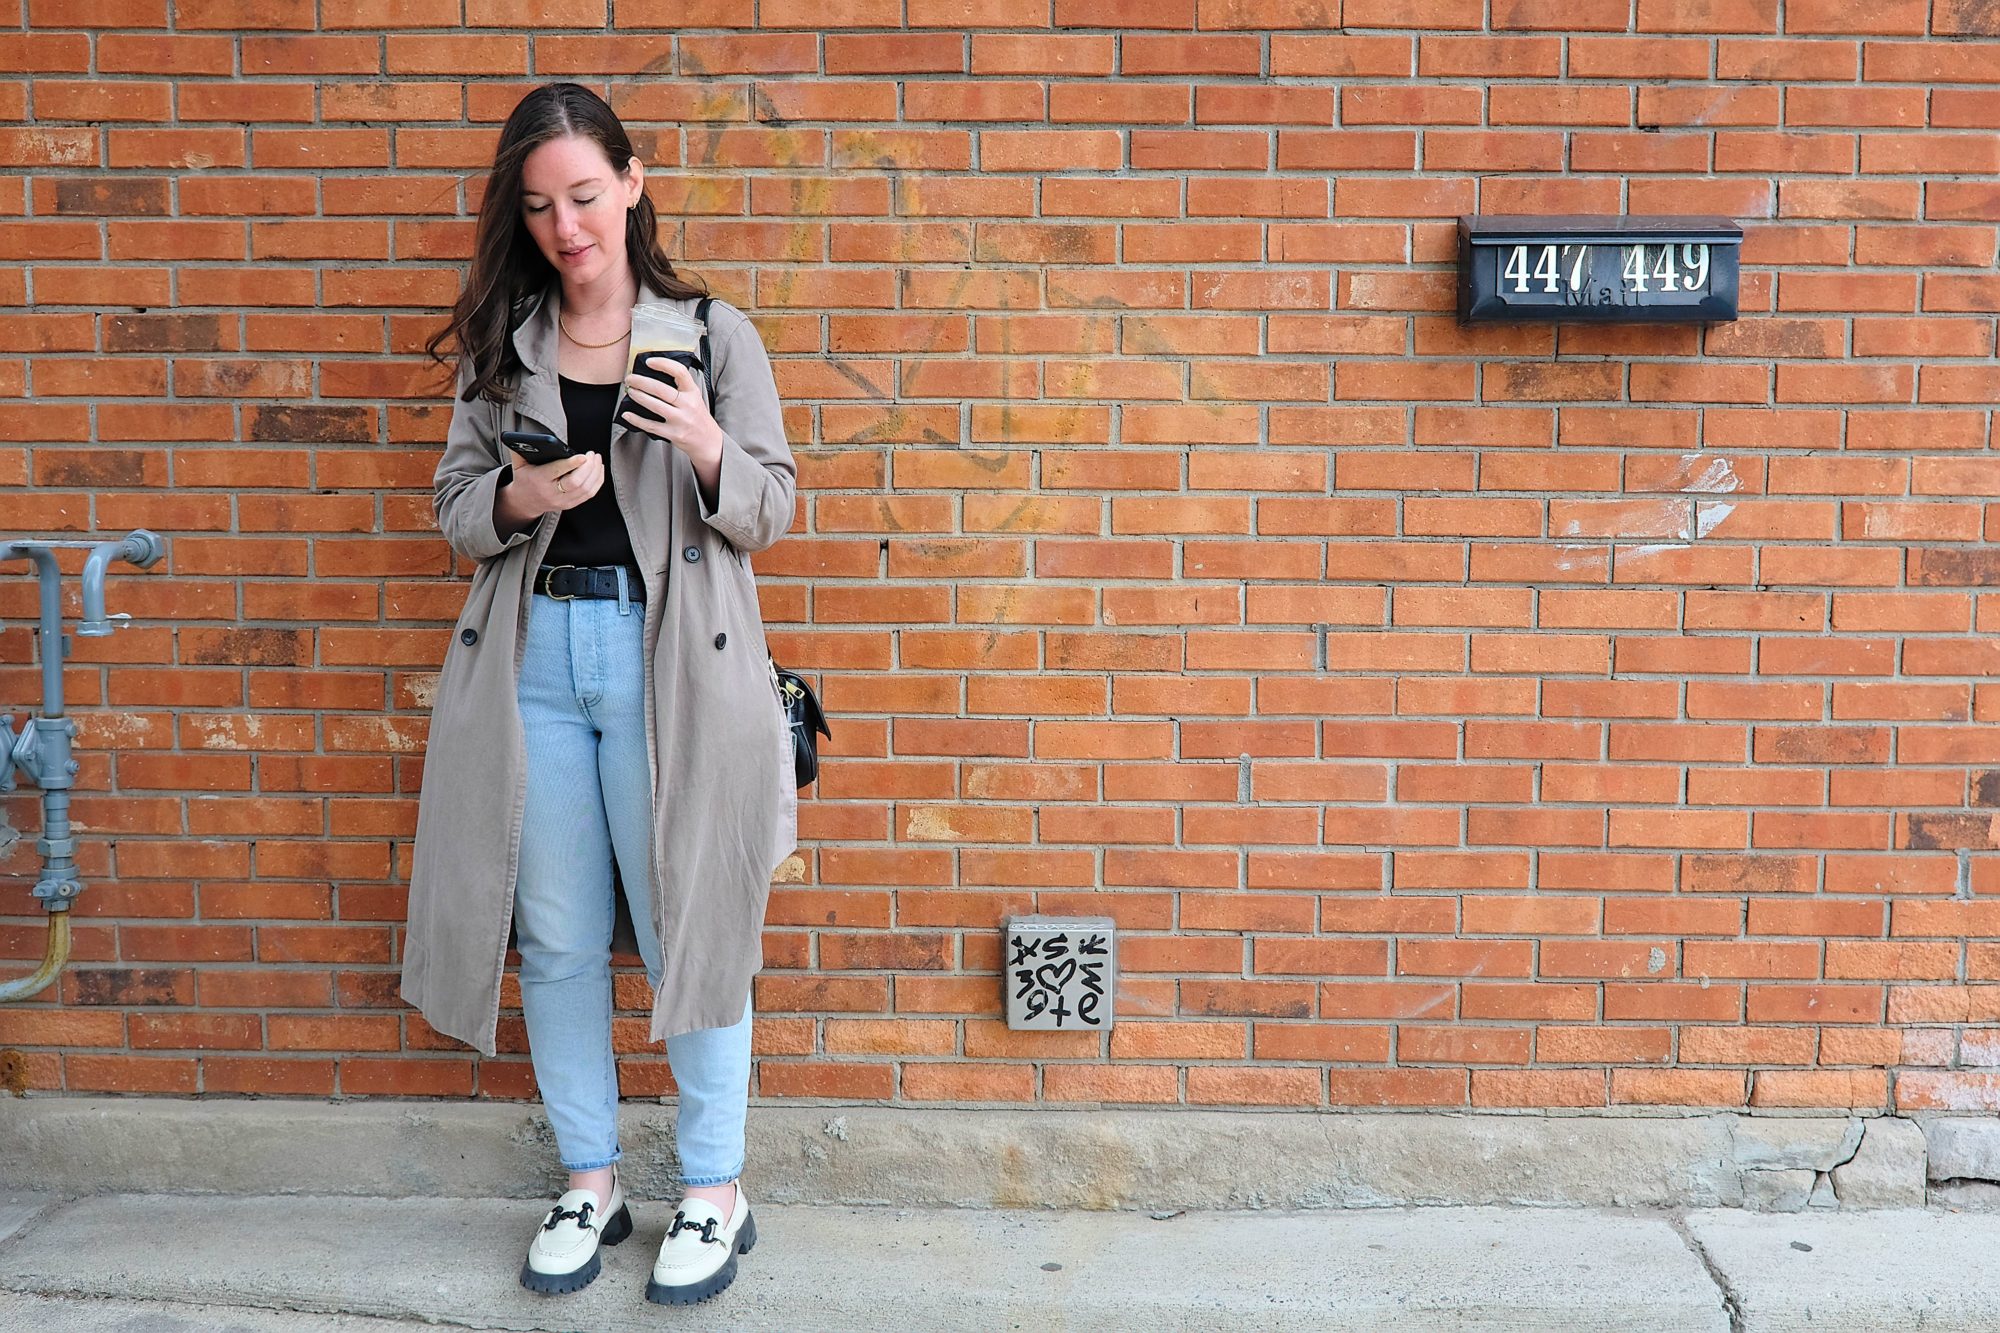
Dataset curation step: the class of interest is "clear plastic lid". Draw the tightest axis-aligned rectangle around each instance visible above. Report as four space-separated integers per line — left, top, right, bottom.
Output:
628 302 704 354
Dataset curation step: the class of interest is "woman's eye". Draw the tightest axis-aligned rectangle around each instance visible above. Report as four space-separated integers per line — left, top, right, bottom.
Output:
524 203 549 215
576 196 598 207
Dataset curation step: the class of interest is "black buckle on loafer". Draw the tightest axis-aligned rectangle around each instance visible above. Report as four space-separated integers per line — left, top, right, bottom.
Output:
545 1200 595 1232
667 1211 723 1245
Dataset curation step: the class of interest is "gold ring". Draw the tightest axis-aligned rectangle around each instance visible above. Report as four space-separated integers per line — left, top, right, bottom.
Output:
557 481 566 494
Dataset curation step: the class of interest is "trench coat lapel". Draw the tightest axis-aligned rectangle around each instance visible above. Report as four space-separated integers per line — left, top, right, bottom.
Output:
508 288 565 442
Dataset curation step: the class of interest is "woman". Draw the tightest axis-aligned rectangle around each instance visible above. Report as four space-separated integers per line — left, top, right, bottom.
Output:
400 82 798 1306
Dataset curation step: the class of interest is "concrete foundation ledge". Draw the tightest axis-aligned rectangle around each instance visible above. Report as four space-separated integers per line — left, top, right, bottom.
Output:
0 1097 1971 1211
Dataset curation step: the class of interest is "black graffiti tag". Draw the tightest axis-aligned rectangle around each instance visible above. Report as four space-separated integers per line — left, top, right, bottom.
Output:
1011 930 1109 1029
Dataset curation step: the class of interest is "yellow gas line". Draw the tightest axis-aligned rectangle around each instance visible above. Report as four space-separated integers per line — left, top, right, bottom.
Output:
0 909 70 1002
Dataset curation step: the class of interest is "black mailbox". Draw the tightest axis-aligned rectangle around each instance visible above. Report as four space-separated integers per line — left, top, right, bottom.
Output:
1457 215 1741 324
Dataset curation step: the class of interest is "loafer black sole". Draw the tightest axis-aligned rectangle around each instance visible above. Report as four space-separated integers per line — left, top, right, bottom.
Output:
644 1210 757 1306
519 1202 633 1295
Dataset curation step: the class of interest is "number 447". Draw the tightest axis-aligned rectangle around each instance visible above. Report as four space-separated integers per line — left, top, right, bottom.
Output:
1502 243 1590 294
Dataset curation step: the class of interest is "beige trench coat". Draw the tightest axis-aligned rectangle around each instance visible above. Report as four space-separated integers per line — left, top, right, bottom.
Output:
400 282 798 1057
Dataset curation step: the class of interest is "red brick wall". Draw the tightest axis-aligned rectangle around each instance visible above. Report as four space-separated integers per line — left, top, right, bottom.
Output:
2 3 1998 1114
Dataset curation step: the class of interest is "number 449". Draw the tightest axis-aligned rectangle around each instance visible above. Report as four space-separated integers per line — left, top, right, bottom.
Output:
1622 243 1711 292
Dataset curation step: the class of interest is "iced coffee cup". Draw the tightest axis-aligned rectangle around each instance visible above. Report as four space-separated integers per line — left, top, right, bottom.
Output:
617 302 706 430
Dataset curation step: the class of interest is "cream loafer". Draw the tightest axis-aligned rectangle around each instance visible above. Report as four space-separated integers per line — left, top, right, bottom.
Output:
644 1183 756 1305
520 1173 632 1295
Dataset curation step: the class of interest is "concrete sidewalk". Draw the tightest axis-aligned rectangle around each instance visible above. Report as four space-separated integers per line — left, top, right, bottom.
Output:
2 1189 1996 1331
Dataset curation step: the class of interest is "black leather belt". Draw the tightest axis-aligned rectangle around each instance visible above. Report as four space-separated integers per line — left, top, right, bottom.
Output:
535 564 645 604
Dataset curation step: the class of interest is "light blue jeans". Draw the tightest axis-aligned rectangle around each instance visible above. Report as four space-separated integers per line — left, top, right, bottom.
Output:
514 587 753 1186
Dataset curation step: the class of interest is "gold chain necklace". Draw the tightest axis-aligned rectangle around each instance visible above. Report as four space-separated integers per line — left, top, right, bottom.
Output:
558 312 630 349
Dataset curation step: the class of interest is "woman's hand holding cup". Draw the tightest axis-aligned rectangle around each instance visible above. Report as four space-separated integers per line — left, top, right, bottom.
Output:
621 356 723 469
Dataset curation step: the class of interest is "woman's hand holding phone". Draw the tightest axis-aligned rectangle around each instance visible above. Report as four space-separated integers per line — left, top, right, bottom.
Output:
495 453 603 534
521 453 602 513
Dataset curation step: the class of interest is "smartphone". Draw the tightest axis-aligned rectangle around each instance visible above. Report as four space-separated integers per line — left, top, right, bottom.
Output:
500 430 574 465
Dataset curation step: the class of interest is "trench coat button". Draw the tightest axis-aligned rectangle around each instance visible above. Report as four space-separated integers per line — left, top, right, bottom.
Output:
682 545 701 563
460 628 478 645
714 632 727 649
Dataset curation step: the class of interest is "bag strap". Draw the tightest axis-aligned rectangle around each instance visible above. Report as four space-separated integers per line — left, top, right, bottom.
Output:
695 294 714 402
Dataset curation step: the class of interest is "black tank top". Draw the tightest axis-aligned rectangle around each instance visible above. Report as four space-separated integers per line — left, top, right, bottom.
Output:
539 375 639 574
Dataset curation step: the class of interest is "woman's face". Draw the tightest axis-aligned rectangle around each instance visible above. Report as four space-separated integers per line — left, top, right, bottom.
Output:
518 134 644 287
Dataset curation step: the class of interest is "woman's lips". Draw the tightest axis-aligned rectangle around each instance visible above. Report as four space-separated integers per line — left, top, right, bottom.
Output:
558 243 593 263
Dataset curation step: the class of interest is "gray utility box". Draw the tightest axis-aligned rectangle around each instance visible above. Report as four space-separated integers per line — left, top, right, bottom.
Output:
1002 916 1116 1031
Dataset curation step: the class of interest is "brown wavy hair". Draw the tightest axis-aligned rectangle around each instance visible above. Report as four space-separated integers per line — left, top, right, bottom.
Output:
426 82 706 403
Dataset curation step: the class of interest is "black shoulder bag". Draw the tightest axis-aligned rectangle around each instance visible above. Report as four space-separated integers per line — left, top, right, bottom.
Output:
693 297 831 789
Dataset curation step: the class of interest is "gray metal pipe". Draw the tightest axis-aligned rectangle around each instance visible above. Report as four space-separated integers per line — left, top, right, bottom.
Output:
0 529 160 1001
79 530 163 637
28 547 61 718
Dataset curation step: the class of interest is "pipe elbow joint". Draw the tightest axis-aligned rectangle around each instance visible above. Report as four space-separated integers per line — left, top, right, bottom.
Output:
76 529 161 637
